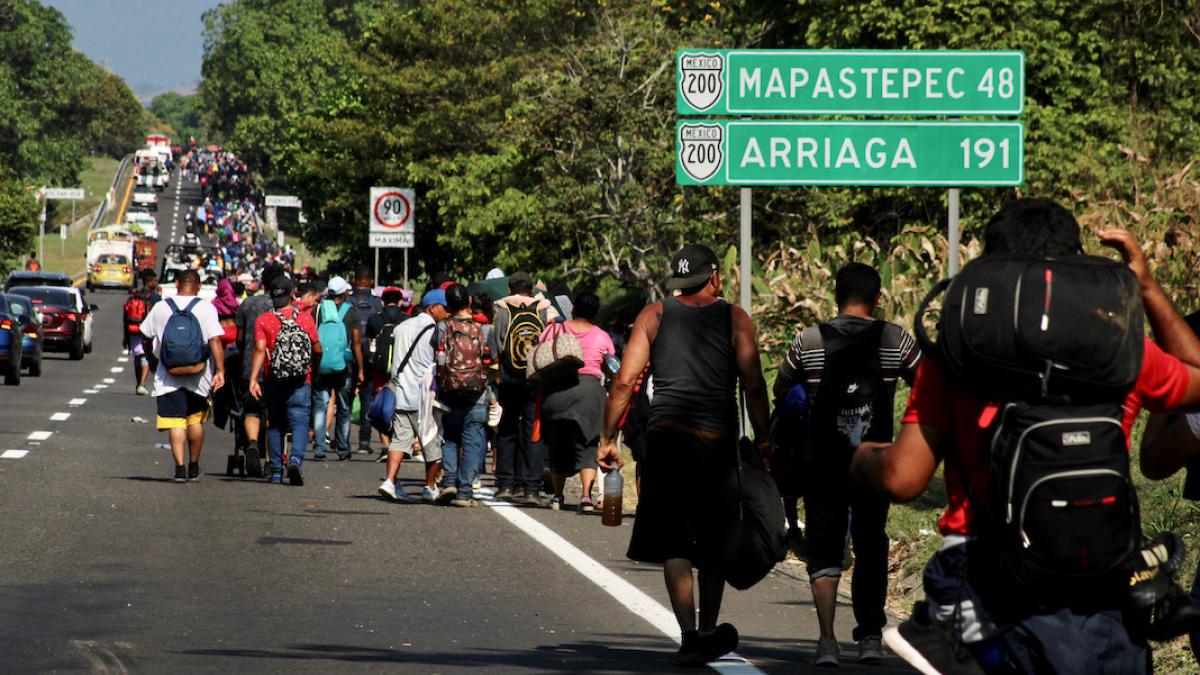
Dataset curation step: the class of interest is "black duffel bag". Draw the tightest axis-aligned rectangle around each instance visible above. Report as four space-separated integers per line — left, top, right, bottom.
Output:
714 437 787 591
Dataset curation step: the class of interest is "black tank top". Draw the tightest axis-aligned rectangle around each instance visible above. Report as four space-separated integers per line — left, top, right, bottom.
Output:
648 296 738 436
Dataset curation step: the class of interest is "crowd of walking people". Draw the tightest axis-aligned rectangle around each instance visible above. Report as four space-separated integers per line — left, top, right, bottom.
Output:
124 190 1200 673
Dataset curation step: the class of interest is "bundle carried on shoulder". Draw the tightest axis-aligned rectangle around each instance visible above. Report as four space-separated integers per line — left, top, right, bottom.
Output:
526 322 584 389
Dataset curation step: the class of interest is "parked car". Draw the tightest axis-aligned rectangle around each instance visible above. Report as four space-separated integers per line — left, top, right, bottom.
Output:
2 292 42 377
7 286 96 360
4 270 72 291
131 184 157 211
90 253 135 290
0 293 25 385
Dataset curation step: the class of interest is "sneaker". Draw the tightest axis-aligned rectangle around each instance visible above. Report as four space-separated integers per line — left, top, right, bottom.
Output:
244 444 263 478
578 496 595 513
698 623 739 662
814 638 840 668
450 497 478 508
475 485 495 500
858 635 884 664
471 477 482 491
548 497 562 511
136 385 149 396
356 442 372 455
187 461 201 481
522 492 542 507
883 602 986 675
422 486 440 502
668 630 706 668
435 486 457 505
286 462 304 486
375 450 387 463
494 487 513 501
173 464 187 483
378 480 402 501
269 472 283 484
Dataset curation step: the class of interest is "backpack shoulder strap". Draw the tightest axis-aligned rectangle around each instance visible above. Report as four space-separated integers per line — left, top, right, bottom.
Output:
337 302 351 321
395 323 435 376
166 298 180 313
183 297 201 313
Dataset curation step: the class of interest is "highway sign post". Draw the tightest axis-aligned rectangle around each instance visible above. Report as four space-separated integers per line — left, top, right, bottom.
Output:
677 50 1024 116
369 187 416 287
265 195 302 208
676 120 1024 186
40 187 86 265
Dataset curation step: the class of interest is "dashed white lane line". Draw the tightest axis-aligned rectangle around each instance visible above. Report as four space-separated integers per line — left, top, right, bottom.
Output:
69 398 87 406
27 431 52 441
103 378 115 384
117 357 129 363
95 384 108 389
1 450 29 459
111 367 124 373
483 502 765 674
50 413 70 422
83 389 99 394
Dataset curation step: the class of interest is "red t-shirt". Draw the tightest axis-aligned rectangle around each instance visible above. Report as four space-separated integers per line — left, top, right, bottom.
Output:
902 337 1189 536
253 305 320 383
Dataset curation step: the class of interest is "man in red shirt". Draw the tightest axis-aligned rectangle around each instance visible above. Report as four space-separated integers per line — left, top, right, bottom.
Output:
249 276 322 486
852 199 1200 673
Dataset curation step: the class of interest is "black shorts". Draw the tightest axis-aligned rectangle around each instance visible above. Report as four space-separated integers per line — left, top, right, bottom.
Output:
803 477 890 576
626 427 735 568
155 388 211 430
238 378 263 417
546 420 598 476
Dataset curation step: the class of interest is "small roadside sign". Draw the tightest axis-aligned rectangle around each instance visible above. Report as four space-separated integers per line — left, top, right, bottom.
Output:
44 187 85 200
369 187 415 235
60 225 67 240
265 195 302 208
370 231 415 248
676 120 1023 187
676 50 1024 116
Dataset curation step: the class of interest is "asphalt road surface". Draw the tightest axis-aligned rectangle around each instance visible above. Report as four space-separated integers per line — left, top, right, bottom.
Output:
0 173 911 673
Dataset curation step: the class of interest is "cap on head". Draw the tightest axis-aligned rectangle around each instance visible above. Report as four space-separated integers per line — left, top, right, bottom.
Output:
421 289 447 308
508 271 533 293
327 275 352 296
444 283 470 312
269 276 295 309
666 244 719 291
381 286 404 304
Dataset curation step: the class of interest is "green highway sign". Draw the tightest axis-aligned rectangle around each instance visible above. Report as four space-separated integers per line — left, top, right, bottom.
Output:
676 120 1024 187
676 50 1024 116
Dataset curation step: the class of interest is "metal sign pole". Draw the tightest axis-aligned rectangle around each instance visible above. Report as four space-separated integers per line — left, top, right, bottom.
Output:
403 249 409 290
739 186 752 315
40 200 46 264
948 188 961 276
374 247 379 285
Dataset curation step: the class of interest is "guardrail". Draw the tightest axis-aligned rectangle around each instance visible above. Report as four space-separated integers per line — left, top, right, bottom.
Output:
89 153 131 231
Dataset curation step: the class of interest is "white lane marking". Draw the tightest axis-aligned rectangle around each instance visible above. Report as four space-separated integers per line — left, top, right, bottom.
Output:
83 389 99 394
50 412 70 421
111 367 124 373
27 431 52 441
69 398 87 406
118 357 129 363
483 502 765 674
95 384 108 389
1 450 29 459
103 378 115 384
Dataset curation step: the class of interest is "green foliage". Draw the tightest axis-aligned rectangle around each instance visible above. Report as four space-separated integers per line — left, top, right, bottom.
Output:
0 168 41 272
149 92 203 144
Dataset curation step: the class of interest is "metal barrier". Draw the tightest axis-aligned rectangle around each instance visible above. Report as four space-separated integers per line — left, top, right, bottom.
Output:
89 153 131 232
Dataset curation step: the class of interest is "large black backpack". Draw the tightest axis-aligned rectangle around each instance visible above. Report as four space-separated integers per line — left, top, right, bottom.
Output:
368 309 407 375
915 255 1144 597
502 302 545 379
807 321 891 456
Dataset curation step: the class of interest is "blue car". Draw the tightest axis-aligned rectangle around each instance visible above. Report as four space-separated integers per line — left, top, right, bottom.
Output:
0 292 24 385
4 293 42 377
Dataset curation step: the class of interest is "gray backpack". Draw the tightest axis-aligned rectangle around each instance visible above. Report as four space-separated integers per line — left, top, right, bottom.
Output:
269 309 311 380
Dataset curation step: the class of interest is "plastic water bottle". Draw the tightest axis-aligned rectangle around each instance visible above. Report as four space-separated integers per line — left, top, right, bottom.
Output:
436 344 447 368
602 351 621 376
602 470 623 527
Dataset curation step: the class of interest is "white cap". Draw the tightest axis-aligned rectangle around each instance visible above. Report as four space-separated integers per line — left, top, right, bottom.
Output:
486 268 505 280
327 275 352 295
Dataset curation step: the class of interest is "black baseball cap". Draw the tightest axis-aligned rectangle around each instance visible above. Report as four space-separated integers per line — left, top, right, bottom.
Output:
666 244 719 290
269 276 295 308
445 283 470 312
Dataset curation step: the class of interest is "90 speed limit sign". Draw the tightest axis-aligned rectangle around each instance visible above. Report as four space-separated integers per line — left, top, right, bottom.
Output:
369 187 415 248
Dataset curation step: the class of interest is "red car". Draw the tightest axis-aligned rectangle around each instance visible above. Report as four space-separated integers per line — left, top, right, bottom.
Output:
8 286 96 361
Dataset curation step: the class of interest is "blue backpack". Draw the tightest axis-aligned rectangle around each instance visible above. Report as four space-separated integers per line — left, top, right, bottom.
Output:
316 300 351 375
161 298 211 375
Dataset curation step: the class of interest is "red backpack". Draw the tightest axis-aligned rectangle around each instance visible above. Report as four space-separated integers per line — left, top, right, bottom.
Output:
437 318 487 396
123 291 150 333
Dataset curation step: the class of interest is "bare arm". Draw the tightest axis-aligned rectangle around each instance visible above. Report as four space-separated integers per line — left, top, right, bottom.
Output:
732 305 769 442
1140 413 1200 480
352 326 364 381
209 336 225 392
248 338 266 399
597 303 659 469
852 423 943 503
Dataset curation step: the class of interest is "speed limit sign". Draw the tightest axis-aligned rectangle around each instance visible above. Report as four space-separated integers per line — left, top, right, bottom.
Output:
369 187 415 248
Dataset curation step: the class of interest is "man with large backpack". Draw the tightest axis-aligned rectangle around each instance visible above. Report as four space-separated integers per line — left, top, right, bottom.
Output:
773 262 920 667
365 286 409 455
350 267 384 454
852 199 1200 673
488 271 558 504
138 269 226 482
433 284 491 507
310 276 364 461
248 276 322 486
126 269 162 396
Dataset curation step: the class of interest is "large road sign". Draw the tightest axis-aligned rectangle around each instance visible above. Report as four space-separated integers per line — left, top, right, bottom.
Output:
265 195 302 208
43 187 85 200
369 187 415 249
676 50 1024 116
676 120 1024 187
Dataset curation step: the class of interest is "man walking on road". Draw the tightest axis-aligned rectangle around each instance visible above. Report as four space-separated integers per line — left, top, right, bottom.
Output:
249 276 322 486
350 267 383 454
235 264 284 476
139 269 226 482
434 284 491 508
773 263 920 667
489 271 557 504
598 245 771 667
128 270 162 396
378 290 449 503
311 275 364 461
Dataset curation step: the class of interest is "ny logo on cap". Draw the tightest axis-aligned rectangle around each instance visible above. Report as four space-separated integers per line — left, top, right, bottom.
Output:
678 260 690 275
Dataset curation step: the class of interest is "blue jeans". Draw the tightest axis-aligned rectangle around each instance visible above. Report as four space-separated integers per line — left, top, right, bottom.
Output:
358 378 374 444
311 370 353 459
439 400 487 499
265 379 311 474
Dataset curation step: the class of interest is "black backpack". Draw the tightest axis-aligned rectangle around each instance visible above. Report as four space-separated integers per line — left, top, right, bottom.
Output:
807 321 890 455
502 302 545 378
368 309 407 375
915 255 1144 597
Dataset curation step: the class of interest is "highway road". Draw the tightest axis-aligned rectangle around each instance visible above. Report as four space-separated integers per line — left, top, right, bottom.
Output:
0 171 908 673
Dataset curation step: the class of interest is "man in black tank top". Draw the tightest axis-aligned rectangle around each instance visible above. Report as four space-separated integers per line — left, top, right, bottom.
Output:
599 245 771 667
